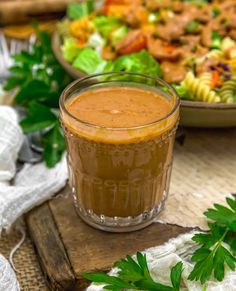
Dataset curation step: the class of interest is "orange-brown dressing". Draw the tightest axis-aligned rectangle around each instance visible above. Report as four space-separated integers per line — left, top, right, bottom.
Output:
66 86 172 128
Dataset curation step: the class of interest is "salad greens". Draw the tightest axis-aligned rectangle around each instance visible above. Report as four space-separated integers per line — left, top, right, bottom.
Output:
4 25 71 167
72 48 163 78
67 0 95 20
111 26 129 46
93 16 122 38
61 38 82 62
72 47 107 74
111 50 163 78
63 2 163 78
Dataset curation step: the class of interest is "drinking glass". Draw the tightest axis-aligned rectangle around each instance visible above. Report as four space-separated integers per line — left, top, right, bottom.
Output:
60 72 179 232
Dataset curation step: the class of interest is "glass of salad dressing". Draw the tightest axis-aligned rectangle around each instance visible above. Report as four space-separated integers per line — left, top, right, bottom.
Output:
60 72 179 232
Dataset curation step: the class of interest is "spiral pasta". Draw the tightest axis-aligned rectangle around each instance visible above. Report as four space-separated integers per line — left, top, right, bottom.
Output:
219 76 236 103
182 72 221 103
222 37 236 59
207 50 224 59
199 72 213 87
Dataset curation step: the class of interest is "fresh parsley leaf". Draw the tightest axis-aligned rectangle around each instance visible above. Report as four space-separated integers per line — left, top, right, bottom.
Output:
42 123 65 168
204 197 236 231
5 25 71 167
15 80 51 105
83 252 183 291
189 198 236 284
170 261 184 290
20 102 57 134
83 273 135 290
4 76 25 91
225 232 236 256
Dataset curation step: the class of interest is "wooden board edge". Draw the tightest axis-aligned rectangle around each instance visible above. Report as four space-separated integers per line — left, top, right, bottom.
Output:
26 202 78 291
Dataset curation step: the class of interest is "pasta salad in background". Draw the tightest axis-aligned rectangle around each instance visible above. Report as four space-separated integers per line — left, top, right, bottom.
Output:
57 0 236 104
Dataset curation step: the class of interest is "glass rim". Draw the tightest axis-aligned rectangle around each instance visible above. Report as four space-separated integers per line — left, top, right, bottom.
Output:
59 71 180 131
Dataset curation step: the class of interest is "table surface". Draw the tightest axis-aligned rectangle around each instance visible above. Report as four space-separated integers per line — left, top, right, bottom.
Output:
1 128 236 290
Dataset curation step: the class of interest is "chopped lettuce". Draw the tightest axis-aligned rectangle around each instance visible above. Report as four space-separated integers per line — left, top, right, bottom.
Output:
93 16 121 38
67 0 94 20
112 50 163 77
72 48 163 78
172 84 193 100
72 48 107 74
111 26 129 46
61 38 81 63
87 32 105 54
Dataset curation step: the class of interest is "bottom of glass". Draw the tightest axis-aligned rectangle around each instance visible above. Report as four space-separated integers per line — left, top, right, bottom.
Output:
73 195 166 232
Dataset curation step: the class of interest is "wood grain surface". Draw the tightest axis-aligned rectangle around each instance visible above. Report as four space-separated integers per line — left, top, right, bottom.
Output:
27 187 191 291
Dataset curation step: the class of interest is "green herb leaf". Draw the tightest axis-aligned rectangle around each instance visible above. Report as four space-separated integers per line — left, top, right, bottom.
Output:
4 76 25 91
83 273 135 289
211 31 222 49
20 102 57 133
189 198 236 284
5 25 70 168
170 262 184 290
42 124 65 168
15 80 52 105
83 253 183 291
204 198 236 231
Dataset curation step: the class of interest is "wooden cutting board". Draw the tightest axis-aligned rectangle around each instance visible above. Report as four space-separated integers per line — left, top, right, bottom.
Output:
26 186 191 291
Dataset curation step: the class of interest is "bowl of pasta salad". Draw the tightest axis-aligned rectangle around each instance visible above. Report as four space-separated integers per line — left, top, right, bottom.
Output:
53 0 236 127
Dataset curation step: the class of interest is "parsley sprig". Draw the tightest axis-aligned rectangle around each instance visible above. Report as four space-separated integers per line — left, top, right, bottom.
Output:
84 252 184 291
4 24 71 167
84 198 236 290
188 197 236 284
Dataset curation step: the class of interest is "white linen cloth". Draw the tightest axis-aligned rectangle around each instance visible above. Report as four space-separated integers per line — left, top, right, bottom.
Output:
0 254 20 291
87 232 236 291
0 105 68 290
0 106 68 232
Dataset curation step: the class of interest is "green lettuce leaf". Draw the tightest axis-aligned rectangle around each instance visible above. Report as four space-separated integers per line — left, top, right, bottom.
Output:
61 38 81 63
72 47 107 74
67 0 94 20
111 26 129 46
93 16 121 38
112 50 163 77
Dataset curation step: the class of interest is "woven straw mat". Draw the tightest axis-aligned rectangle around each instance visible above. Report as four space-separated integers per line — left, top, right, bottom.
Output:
0 128 235 290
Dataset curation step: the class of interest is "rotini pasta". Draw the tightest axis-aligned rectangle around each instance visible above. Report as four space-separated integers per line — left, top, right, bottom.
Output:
222 37 236 59
195 50 223 65
219 76 236 103
59 0 236 104
199 72 213 87
182 72 221 103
